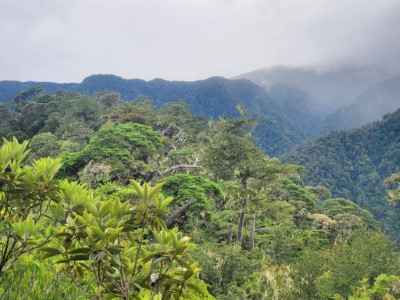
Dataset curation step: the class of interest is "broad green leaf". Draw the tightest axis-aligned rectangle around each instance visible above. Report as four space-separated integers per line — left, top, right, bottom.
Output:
111 253 121 266
186 283 206 296
149 182 165 201
69 254 89 261
130 179 144 198
68 247 92 254
55 232 73 239
160 197 174 209
40 247 62 255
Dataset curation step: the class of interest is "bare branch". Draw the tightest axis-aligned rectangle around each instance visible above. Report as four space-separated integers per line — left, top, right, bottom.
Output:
165 200 196 227
157 164 203 178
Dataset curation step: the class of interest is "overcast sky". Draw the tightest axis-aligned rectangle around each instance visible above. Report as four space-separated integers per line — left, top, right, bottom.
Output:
1 0 399 82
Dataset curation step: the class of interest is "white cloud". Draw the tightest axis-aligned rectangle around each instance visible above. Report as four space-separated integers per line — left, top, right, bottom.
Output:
0 0 399 82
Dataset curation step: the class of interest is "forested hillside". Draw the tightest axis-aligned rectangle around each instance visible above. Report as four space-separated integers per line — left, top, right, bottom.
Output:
324 75 400 131
2 88 400 299
236 65 392 113
0 75 324 156
282 109 400 241
0 75 279 118
237 66 400 135
5 73 400 158
264 84 323 139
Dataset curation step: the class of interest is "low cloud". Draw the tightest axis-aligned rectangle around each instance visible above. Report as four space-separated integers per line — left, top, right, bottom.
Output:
0 0 399 82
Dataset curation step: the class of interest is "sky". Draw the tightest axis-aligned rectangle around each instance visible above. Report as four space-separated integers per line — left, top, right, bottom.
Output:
1 0 400 83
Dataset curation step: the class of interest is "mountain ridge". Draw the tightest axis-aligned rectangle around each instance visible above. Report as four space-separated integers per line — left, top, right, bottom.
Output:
3 69 400 157
0 74 306 156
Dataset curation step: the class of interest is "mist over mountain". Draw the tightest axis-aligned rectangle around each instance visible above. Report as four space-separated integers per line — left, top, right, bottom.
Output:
324 75 400 131
235 65 393 114
236 65 400 136
266 84 323 137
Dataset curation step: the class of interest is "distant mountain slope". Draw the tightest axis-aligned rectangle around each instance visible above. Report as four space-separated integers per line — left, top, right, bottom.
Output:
282 109 400 241
235 65 392 114
324 75 400 131
237 65 400 137
0 74 312 156
266 84 323 137
81 75 281 119
0 80 80 102
0 75 278 117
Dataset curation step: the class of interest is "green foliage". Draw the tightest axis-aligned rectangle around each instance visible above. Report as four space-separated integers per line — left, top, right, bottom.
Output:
114 122 162 161
204 111 316 252
384 172 400 204
27 132 61 160
0 254 83 299
243 264 297 300
316 229 400 299
283 109 400 242
0 138 62 275
9 91 100 143
161 174 224 242
1 85 399 300
349 274 400 300
163 174 223 211
166 148 196 166
60 122 162 181
1 75 328 156
0 138 211 299
292 248 329 299
320 198 380 230
191 243 265 300
305 185 332 200
203 113 260 181
45 180 211 299
104 97 158 126
82 125 134 163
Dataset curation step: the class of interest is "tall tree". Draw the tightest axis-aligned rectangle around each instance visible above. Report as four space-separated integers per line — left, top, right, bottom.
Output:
203 109 299 246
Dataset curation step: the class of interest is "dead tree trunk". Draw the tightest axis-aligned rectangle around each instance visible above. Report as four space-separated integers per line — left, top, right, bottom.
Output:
165 199 196 227
237 198 247 243
249 219 255 250
228 224 233 245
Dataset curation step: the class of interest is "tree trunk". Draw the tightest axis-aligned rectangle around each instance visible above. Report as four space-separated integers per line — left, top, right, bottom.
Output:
165 199 196 227
249 219 255 251
237 198 247 243
228 224 233 245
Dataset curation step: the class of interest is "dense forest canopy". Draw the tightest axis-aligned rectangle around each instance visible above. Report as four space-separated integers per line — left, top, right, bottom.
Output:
283 108 400 242
1 88 400 299
3 72 400 158
0 76 334 157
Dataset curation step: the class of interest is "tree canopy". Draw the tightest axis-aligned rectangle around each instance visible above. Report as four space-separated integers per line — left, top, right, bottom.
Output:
1 89 399 299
